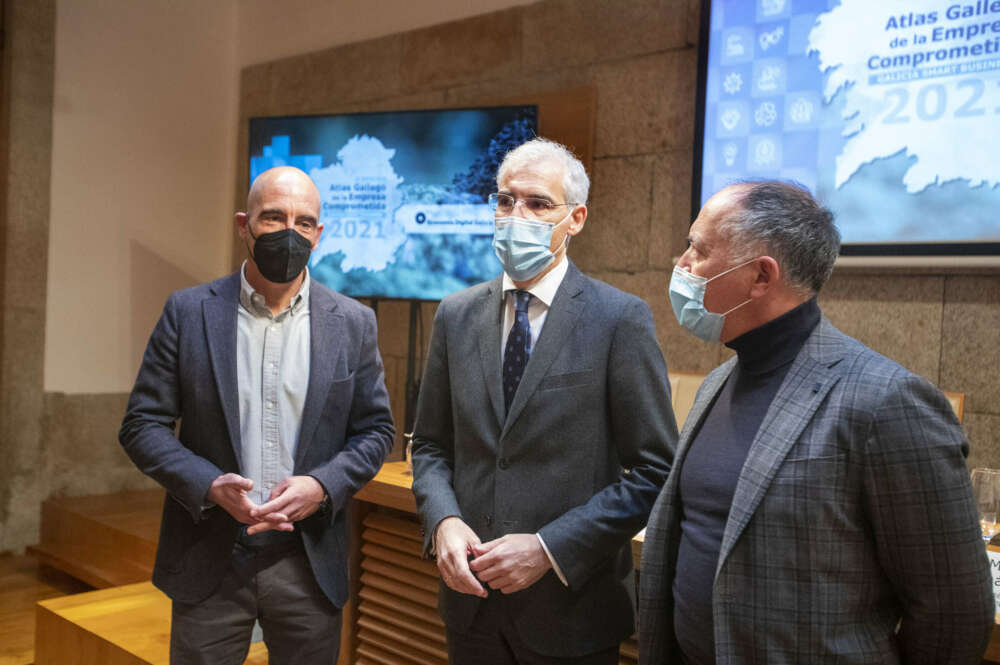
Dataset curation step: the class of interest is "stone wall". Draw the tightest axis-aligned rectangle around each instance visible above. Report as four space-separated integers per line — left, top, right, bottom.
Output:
237 0 1000 467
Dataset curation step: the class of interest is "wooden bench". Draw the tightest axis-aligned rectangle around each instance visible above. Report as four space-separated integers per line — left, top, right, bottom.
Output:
34 581 267 665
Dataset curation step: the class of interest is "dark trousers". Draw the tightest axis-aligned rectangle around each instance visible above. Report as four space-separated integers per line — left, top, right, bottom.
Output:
170 539 340 665
446 594 619 665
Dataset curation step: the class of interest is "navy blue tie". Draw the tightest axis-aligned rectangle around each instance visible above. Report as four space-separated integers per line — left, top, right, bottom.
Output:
503 290 532 414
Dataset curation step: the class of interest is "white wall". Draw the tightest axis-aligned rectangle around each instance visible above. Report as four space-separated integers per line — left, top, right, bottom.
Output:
44 0 534 394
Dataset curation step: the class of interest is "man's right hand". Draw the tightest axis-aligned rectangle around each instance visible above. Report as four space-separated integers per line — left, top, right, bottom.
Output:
206 473 261 525
434 517 488 598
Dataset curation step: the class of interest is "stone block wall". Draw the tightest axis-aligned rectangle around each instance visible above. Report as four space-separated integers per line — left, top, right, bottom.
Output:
237 0 999 467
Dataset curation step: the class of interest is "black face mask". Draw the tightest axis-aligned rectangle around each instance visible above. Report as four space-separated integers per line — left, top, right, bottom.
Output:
247 226 313 283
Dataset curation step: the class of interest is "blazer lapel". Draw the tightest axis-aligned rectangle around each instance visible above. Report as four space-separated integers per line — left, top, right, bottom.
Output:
716 319 846 575
203 273 242 469
295 288 345 469
501 263 586 438
477 277 506 431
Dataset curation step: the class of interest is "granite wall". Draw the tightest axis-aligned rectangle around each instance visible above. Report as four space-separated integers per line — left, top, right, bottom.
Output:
0 0 997 554
236 0 1000 468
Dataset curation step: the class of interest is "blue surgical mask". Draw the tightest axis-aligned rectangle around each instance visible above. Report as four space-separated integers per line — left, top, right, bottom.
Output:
668 259 756 343
492 213 571 282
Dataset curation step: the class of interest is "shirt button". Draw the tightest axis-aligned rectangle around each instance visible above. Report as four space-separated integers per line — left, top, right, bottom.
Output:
267 401 275 409
498 458 509 470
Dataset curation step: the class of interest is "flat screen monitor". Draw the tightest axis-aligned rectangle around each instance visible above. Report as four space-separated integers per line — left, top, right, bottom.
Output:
694 0 1000 265
249 105 538 299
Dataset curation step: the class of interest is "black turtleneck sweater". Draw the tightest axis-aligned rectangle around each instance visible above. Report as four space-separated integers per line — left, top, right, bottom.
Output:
672 298 821 665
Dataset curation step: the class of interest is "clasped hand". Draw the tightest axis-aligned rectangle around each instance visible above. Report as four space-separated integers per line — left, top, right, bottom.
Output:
434 517 551 597
206 473 325 535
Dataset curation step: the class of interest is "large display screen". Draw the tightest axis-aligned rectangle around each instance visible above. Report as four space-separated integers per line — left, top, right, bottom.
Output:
249 106 537 299
696 0 1000 259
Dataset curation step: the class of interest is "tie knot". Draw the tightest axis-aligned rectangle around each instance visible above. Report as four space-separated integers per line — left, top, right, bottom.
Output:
514 290 532 314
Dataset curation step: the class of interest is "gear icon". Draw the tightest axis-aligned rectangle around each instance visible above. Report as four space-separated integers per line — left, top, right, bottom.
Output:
723 72 743 95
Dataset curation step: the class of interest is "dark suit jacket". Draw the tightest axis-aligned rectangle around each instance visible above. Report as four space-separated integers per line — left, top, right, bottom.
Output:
410 261 677 658
120 272 394 606
639 318 994 665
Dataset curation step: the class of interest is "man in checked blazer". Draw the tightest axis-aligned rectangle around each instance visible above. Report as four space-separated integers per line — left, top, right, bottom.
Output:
638 180 994 665
410 138 676 664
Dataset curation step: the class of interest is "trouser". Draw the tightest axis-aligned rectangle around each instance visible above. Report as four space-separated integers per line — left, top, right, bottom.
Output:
446 593 619 665
170 535 340 665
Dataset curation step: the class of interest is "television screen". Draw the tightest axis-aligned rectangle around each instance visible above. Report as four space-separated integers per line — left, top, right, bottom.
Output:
249 105 538 298
695 0 1000 260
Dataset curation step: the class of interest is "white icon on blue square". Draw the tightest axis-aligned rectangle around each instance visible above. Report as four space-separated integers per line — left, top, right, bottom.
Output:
756 23 786 55
757 0 790 22
784 92 821 130
752 59 787 96
716 139 746 170
716 101 751 137
748 134 783 171
720 28 754 65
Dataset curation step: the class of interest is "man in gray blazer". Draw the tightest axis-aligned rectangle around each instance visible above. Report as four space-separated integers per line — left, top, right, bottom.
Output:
639 180 994 665
410 137 676 664
120 166 394 664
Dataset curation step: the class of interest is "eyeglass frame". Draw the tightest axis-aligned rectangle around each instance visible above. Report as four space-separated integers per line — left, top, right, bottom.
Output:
487 192 580 217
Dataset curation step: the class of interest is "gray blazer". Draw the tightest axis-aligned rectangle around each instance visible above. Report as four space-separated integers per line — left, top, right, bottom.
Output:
120 272 394 606
638 318 994 665
410 261 676 658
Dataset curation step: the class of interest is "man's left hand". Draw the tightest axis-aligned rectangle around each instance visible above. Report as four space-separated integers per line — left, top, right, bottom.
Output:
469 533 551 594
247 475 325 535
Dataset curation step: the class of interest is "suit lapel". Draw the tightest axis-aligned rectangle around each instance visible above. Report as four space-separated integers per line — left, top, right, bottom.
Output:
501 263 586 439
475 277 506 431
203 273 242 469
295 288 345 469
716 319 846 575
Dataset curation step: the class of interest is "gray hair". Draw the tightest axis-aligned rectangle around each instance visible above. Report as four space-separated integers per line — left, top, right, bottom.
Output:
722 180 841 294
496 137 590 206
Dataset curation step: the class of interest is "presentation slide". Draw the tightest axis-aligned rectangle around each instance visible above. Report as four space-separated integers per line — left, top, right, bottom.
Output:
249 106 537 299
700 0 1000 251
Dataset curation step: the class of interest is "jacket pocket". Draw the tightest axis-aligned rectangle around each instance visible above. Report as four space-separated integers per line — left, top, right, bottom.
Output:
538 370 593 391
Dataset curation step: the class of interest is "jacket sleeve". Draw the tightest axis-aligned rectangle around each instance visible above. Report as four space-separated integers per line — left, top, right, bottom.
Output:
864 371 994 665
302 306 396 515
119 293 223 522
538 298 677 589
409 301 464 556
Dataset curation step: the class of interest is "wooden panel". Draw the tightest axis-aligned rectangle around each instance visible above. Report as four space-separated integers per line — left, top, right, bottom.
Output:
357 641 441 665
361 558 438 593
28 489 164 588
357 629 447 665
358 616 448 660
362 543 439 577
359 587 443 627
358 600 445 644
364 510 423 541
34 581 267 665
361 572 438 609
355 462 418 513
363 529 425 558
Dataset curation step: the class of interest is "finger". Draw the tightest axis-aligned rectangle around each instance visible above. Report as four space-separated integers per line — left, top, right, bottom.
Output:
254 511 289 523
470 537 500 557
246 520 294 535
468 547 504 572
251 493 294 519
440 551 486 597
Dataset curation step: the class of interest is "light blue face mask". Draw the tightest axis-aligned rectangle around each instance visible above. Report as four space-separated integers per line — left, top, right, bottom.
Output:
492 213 571 282
668 260 756 343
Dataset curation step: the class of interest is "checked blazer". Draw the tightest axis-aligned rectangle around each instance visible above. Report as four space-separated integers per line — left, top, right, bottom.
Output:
638 317 994 665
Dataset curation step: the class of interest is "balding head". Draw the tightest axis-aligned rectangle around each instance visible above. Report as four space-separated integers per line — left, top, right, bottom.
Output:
246 166 321 219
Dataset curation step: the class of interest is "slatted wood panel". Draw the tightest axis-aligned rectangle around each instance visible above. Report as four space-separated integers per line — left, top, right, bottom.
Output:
355 510 641 665
357 512 446 665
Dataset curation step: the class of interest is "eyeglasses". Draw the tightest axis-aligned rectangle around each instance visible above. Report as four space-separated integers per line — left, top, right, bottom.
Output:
488 193 577 216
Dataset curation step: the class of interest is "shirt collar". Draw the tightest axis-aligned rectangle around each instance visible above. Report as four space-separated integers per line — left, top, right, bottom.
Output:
501 257 569 308
239 260 311 319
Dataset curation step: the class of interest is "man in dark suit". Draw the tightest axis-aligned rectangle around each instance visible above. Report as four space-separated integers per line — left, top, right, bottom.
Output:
639 181 994 665
120 166 394 665
410 137 676 665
